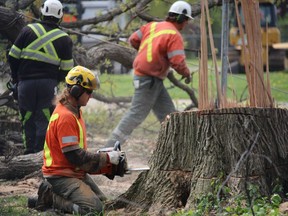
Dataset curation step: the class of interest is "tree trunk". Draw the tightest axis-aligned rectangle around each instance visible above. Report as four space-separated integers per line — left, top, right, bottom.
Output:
0 7 26 43
107 107 288 215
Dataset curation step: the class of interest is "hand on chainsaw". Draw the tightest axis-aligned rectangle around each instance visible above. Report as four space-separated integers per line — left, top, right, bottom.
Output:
107 151 122 165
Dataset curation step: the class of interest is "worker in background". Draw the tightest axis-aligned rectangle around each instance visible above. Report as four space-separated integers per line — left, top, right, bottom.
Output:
106 0 193 147
8 0 74 154
29 66 123 215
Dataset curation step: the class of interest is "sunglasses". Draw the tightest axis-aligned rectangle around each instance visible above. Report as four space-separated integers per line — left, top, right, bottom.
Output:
84 88 93 95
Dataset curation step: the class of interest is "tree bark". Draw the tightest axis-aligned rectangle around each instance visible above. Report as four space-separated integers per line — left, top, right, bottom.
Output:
87 42 136 69
106 107 288 215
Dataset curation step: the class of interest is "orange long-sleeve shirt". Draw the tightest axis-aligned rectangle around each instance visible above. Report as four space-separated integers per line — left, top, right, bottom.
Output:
129 21 190 79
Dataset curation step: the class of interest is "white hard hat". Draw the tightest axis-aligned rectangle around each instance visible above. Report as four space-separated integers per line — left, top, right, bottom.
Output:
169 1 193 20
41 0 63 19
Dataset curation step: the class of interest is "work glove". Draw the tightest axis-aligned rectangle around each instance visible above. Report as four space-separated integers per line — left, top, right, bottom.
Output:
107 151 122 165
6 79 18 100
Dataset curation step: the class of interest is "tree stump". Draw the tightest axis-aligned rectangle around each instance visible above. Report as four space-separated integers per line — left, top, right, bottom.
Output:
107 107 288 215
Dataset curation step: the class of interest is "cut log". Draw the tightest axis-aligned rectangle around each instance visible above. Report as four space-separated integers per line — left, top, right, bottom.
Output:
0 151 42 180
106 107 288 215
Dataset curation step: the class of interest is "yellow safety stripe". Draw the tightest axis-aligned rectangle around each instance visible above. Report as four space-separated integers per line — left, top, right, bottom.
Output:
147 22 156 62
42 108 51 122
73 115 84 148
60 59 74 70
28 24 57 57
22 111 32 148
44 113 59 167
43 141 52 166
29 24 55 56
20 49 61 65
20 23 68 66
28 23 44 37
9 45 21 59
139 22 177 62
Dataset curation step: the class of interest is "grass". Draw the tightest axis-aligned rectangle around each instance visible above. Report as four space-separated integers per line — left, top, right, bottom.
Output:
0 195 54 216
97 70 288 104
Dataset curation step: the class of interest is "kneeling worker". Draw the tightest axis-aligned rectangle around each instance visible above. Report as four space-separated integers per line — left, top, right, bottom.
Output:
30 66 123 215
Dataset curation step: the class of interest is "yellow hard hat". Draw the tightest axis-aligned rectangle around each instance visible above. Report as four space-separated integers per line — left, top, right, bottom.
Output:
65 66 100 90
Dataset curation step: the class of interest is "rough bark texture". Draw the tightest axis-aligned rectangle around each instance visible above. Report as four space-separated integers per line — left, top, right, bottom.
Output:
87 43 136 69
107 107 288 215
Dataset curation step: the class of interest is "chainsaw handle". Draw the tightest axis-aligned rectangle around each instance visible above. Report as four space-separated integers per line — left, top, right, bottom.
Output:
113 141 121 151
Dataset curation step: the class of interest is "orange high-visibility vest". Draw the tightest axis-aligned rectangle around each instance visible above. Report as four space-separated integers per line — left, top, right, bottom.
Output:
42 104 87 179
63 14 77 23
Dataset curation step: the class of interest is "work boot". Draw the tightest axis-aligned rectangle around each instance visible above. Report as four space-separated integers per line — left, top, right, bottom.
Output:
52 193 80 214
35 180 53 211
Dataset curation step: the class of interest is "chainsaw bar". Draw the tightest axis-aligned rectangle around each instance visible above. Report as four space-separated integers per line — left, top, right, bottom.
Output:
126 167 150 172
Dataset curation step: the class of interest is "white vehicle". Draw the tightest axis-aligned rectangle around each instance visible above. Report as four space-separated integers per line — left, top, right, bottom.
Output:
80 0 129 74
62 0 129 74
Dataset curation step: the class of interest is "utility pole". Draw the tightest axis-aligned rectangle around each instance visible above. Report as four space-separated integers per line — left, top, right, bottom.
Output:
220 0 229 98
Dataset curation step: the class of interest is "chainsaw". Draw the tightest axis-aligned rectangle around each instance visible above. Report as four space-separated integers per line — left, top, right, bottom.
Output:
94 141 150 180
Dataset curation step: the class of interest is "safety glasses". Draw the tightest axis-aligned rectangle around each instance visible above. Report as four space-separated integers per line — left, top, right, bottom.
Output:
85 88 93 95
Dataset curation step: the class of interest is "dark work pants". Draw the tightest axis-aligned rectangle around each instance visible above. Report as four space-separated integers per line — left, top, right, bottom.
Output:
18 79 57 154
47 174 104 215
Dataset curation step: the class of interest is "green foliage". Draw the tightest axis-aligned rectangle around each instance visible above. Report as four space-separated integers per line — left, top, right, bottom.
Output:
172 178 283 216
0 195 55 216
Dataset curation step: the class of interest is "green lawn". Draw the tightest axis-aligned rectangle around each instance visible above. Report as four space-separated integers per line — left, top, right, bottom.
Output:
98 71 288 103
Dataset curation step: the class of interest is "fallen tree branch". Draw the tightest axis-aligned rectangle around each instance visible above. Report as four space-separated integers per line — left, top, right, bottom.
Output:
167 72 198 108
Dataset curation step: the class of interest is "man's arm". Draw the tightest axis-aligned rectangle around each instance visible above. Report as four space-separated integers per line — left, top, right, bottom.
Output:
129 29 143 50
8 54 19 83
167 33 191 79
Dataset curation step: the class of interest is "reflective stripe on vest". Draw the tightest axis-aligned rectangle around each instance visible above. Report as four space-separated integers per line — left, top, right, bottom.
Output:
136 29 142 40
167 49 185 59
44 113 84 167
9 45 21 59
139 22 177 62
28 23 56 57
21 23 68 66
60 59 74 71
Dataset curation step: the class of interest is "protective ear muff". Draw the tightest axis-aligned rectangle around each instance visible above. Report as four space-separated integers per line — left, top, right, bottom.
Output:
70 85 84 99
177 14 185 24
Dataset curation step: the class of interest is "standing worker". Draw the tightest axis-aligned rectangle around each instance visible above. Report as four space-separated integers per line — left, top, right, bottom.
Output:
8 0 74 154
106 0 193 147
30 66 123 215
